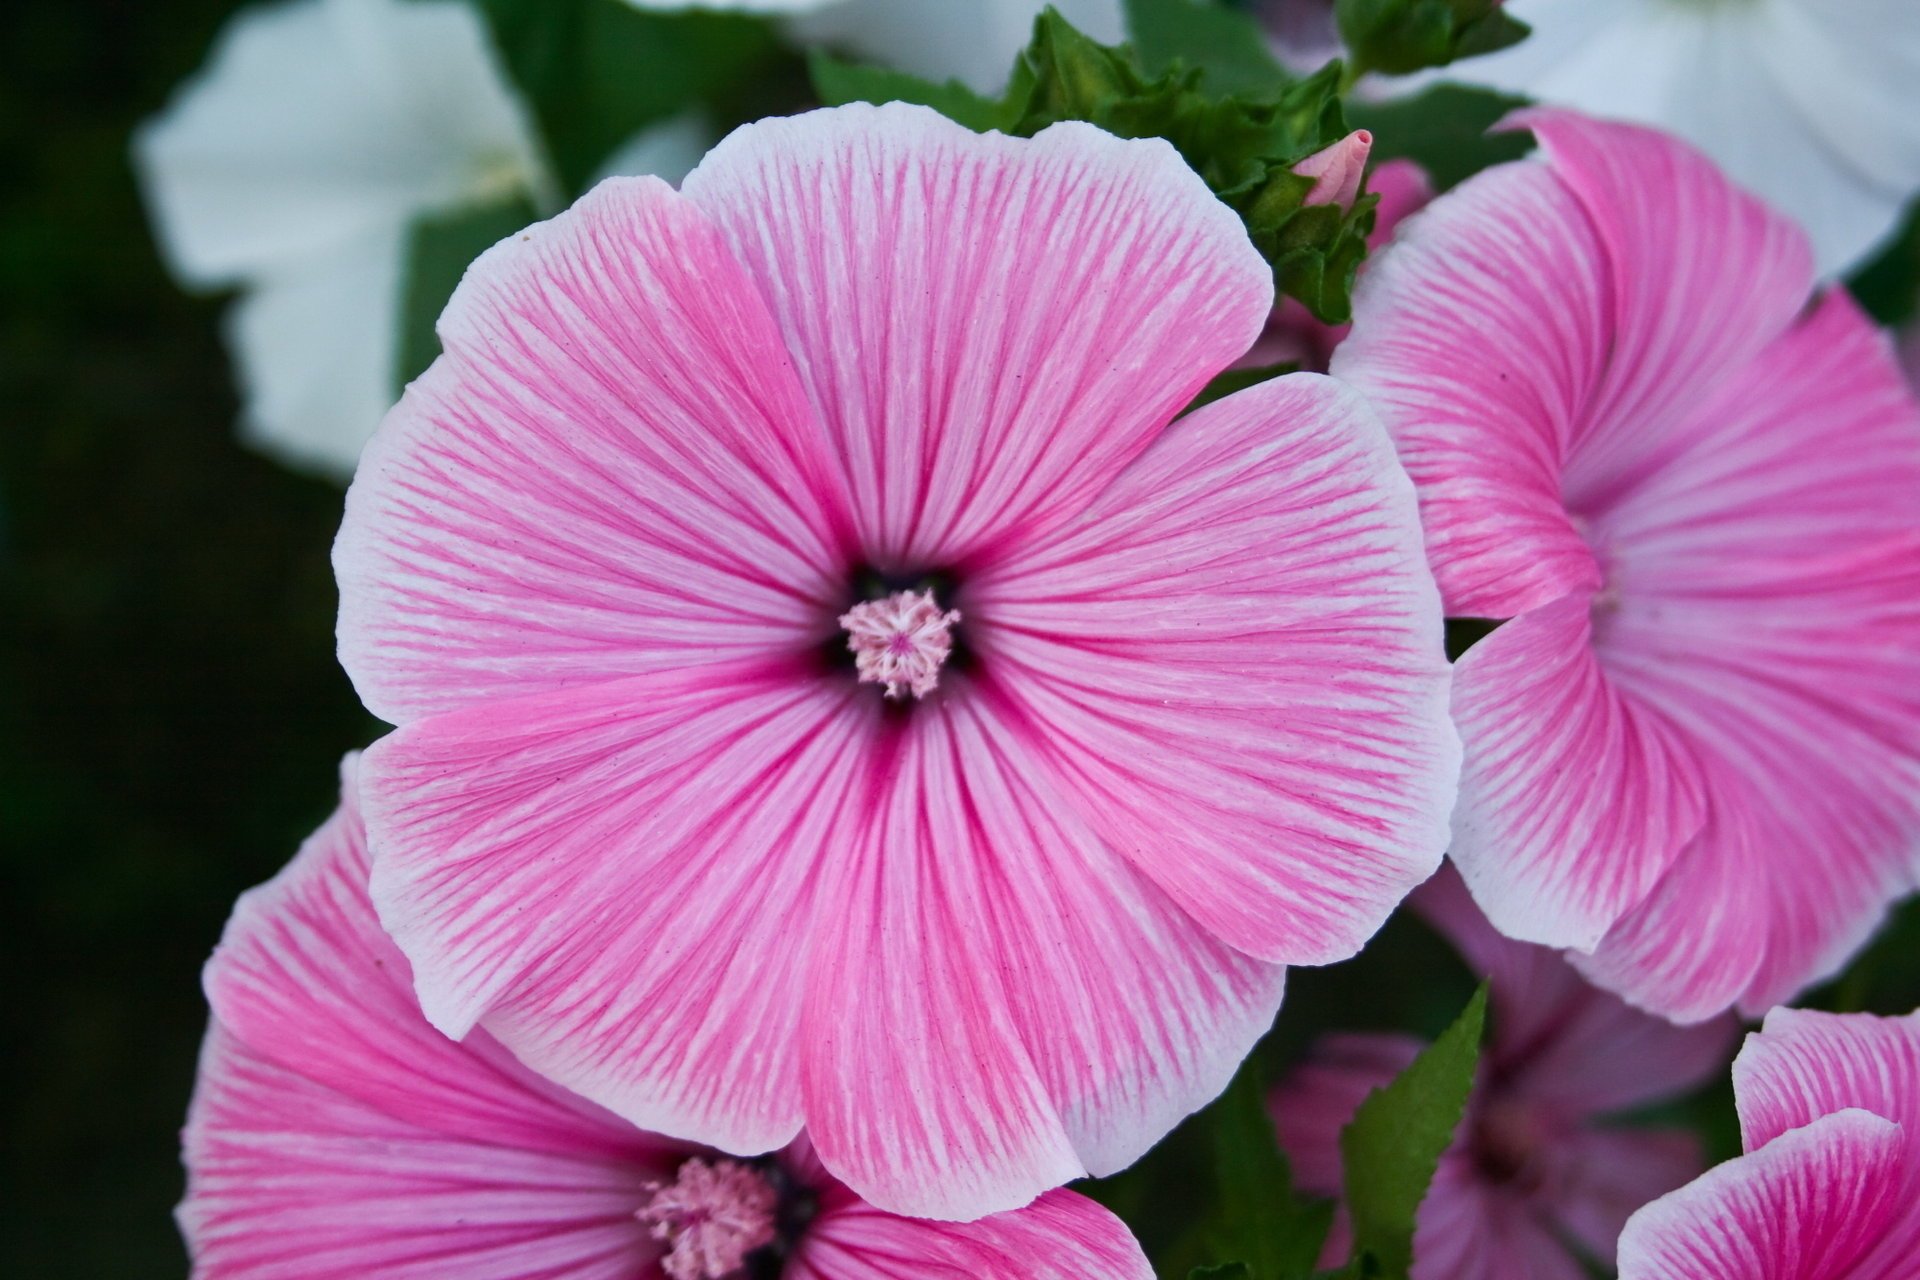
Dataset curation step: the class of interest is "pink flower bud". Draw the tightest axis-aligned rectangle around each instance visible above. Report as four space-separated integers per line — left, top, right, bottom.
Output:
1291 129 1373 210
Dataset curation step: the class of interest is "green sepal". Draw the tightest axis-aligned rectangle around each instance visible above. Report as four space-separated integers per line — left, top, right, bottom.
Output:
1334 0 1530 77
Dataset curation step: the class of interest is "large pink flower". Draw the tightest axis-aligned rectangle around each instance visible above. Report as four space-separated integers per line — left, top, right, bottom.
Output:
179 759 1154 1280
1618 1007 1920 1279
1271 868 1737 1279
1333 107 1920 1022
332 103 1458 1219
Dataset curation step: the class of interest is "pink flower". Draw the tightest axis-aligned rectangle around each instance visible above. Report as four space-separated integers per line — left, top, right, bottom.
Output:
1618 1006 1920 1279
179 759 1155 1280
1333 107 1920 1022
1271 868 1737 1279
333 103 1458 1219
1235 156 1433 373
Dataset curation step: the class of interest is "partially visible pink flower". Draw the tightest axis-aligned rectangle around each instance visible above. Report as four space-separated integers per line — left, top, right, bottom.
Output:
179 759 1155 1280
1334 107 1920 1022
1271 868 1738 1279
1618 1006 1920 1280
1236 156 1433 372
334 103 1458 1219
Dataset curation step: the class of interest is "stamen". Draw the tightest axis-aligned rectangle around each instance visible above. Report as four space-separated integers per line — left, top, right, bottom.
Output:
839 588 961 700
636 1158 779 1280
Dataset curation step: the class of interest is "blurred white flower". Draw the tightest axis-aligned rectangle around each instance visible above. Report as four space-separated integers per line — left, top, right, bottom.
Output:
1433 0 1920 276
135 0 553 477
626 0 1127 92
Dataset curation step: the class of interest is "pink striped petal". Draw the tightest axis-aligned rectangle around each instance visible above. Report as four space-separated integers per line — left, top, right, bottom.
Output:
679 102 1273 570
1546 1127 1711 1269
789 1188 1152 1280
335 176 853 725
1448 594 1709 950
969 375 1457 966
181 762 669 1280
799 696 1288 1220
1616 1109 1908 1280
361 665 865 1157
1411 1171 1590 1280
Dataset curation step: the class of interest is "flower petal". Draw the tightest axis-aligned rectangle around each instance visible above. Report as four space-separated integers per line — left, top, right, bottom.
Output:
361 665 864 1156
1545 1127 1711 1269
971 374 1456 966
1270 1033 1425 1198
225 232 404 478
1733 1008 1920 1153
1616 1109 1908 1280
1447 595 1709 951
799 696 1287 1219
182 758 667 1280
680 102 1272 570
335 175 854 724
791 1187 1151 1280
134 0 547 285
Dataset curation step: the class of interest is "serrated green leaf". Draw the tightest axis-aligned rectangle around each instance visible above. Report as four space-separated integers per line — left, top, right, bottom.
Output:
475 0 782 193
1125 0 1292 95
1334 0 1524 77
396 196 538 390
1184 1058 1334 1280
1348 84 1531 190
807 51 1012 132
1336 986 1488 1280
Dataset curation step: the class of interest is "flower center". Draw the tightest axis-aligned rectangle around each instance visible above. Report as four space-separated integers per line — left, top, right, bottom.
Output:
1469 1097 1546 1192
838 588 961 700
637 1158 780 1280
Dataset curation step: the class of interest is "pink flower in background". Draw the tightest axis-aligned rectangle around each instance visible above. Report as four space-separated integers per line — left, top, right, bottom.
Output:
180 760 1154 1280
334 103 1457 1219
1334 108 1920 1022
1237 147 1433 372
1271 868 1737 1279
1618 1007 1920 1279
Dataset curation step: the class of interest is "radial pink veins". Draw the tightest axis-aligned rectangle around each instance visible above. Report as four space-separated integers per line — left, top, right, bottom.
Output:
636 1157 779 1280
838 588 961 700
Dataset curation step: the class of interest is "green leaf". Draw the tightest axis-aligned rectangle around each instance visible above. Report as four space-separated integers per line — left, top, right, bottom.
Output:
1348 84 1531 190
807 51 1013 133
1847 198 1920 328
1336 986 1488 1280
1124 0 1292 95
475 0 783 193
1185 1058 1334 1280
396 196 539 389
1334 0 1528 77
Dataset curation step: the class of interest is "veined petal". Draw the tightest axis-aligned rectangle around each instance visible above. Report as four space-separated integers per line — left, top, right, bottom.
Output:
1448 595 1708 951
226 232 405 478
1616 1110 1908 1280
1733 1008 1920 1154
681 103 1272 571
791 1187 1151 1280
135 0 547 286
973 374 1455 967
182 759 669 1280
799 697 1287 1219
361 665 864 1156
335 176 854 724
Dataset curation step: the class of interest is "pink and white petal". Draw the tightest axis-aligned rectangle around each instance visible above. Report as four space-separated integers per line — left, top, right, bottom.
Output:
181 1025 658 1280
335 176 852 725
1270 1034 1426 1196
934 695 1290 1179
680 102 1272 570
361 664 864 1156
798 698 1284 1219
207 757 671 1162
1516 110 1815 516
788 1188 1151 1280
1368 158 1432 245
1547 1127 1712 1268
969 375 1456 967
1616 1109 1907 1280
1448 594 1708 952
1331 159 1609 618
1732 1007 1920 1155
1585 293 1920 1015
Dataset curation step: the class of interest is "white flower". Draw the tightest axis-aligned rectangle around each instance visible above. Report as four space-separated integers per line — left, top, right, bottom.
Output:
625 0 1127 92
135 0 552 477
1433 0 1920 276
